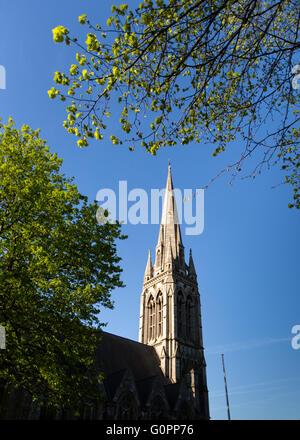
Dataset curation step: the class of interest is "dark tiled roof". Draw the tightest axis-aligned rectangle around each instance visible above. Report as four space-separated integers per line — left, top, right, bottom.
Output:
95 332 169 386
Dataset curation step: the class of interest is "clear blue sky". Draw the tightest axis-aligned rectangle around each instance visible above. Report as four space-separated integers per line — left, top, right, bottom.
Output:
0 0 299 420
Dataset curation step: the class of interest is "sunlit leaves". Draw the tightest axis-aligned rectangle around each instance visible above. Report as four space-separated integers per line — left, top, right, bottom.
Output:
52 25 69 43
48 87 57 99
85 33 100 51
50 0 300 207
78 14 87 24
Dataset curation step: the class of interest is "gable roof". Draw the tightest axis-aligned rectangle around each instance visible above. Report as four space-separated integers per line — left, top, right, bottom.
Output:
95 331 168 384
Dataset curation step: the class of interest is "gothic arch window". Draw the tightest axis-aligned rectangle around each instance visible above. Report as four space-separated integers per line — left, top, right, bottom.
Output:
150 396 167 420
117 393 137 420
156 292 163 337
148 295 155 341
186 296 193 339
177 291 184 338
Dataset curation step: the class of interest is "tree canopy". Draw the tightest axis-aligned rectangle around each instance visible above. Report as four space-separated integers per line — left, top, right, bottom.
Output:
0 118 126 411
49 0 300 208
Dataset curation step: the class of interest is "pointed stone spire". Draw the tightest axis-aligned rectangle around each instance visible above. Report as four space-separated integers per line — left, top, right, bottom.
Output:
144 249 153 281
155 164 184 270
188 249 197 279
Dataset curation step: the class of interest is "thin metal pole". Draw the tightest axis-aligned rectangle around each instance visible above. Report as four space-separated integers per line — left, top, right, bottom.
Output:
221 353 231 420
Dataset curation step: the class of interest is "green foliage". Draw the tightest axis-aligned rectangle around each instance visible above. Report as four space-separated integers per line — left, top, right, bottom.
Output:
52 25 70 44
0 118 126 410
50 0 300 207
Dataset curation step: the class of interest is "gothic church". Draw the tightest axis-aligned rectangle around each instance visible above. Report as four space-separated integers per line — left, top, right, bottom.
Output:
0 166 209 420
94 165 209 420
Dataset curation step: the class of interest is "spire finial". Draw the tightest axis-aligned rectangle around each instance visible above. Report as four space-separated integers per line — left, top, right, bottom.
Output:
168 159 171 169
188 248 196 277
144 248 153 280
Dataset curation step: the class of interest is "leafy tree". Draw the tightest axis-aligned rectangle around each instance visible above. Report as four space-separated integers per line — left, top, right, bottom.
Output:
0 118 126 412
49 0 300 208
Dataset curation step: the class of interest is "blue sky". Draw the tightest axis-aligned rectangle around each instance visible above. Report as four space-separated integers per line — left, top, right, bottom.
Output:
0 0 299 420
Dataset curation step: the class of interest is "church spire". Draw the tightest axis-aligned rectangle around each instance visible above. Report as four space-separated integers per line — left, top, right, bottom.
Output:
154 164 184 271
188 248 197 280
144 249 153 281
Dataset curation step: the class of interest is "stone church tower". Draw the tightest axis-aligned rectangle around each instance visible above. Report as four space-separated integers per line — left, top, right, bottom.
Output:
139 165 209 419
